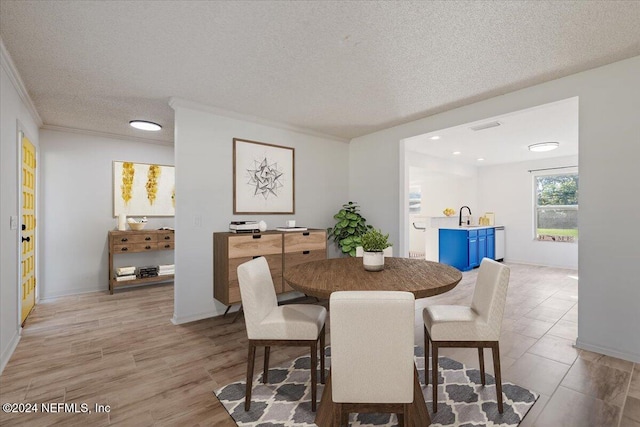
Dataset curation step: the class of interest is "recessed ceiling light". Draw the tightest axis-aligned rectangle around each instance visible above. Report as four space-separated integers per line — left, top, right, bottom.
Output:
528 142 559 152
129 120 162 131
452 151 461 155
470 121 501 131
430 136 440 140
477 158 485 161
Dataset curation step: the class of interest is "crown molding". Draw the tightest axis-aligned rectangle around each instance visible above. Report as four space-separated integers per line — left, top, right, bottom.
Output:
168 97 349 143
41 125 174 147
0 37 43 127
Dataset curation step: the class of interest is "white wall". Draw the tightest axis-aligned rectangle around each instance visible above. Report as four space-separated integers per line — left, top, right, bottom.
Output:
171 101 349 323
408 153 479 260
39 129 175 298
0 48 41 373
478 155 579 269
350 56 640 362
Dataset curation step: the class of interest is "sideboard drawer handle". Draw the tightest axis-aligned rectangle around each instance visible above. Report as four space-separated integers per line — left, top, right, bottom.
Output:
145 237 151 241
145 245 151 249
253 235 262 239
121 238 128 242
121 247 128 251
303 250 310 255
164 236 170 240
302 232 310 236
164 244 171 248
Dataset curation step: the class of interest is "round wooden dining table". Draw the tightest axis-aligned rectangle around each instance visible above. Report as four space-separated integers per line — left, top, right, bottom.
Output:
284 256 462 427
284 256 463 299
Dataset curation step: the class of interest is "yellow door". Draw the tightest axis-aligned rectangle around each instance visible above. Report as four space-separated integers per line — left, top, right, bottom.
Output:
21 134 36 324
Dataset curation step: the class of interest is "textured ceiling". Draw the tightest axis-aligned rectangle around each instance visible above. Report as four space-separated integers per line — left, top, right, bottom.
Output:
1 1 639 144
405 97 579 166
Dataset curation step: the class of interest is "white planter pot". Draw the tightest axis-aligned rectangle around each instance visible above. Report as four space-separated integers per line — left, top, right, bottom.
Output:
363 251 385 272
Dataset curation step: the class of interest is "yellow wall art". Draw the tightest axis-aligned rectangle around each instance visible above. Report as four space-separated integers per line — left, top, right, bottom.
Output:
113 161 175 217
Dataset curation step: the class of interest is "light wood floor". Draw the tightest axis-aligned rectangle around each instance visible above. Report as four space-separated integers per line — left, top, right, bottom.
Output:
1 263 638 426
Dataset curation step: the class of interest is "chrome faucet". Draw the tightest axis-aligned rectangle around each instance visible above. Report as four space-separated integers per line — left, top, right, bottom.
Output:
459 206 471 226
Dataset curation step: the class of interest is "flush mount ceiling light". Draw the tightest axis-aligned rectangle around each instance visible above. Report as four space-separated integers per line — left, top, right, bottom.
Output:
452 151 461 155
528 142 559 152
129 120 162 131
430 135 441 140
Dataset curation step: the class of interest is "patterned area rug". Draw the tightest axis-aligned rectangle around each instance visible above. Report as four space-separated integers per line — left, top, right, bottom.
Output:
215 346 538 426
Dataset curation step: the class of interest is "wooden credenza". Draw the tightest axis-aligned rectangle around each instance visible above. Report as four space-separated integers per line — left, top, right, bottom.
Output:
213 229 327 306
108 229 175 294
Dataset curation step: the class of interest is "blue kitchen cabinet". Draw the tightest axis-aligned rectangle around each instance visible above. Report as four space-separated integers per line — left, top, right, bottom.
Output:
439 227 495 271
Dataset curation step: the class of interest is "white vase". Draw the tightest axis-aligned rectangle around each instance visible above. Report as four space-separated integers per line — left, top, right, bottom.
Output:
363 251 384 272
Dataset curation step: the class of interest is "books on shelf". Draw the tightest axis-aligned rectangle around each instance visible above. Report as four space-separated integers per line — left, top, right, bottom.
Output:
275 227 308 232
116 266 136 276
138 265 159 278
158 264 174 276
114 265 175 280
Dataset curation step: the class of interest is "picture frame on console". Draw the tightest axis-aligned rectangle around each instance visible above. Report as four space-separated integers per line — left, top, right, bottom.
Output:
233 138 295 214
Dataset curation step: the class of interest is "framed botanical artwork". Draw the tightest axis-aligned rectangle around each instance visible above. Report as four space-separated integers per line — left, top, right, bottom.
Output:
233 138 295 214
113 161 175 217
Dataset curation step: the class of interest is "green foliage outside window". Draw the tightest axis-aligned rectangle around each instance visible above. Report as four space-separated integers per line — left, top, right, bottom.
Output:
535 173 579 242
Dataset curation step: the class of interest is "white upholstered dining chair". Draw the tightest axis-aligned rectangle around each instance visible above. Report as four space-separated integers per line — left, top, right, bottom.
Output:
237 256 326 411
423 258 510 413
329 291 417 426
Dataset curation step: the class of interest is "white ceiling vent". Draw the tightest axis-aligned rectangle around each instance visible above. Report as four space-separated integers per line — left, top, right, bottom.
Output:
470 121 501 131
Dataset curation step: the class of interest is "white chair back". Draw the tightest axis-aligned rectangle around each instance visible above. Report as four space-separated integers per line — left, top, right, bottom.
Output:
471 258 510 340
330 291 414 404
237 257 278 340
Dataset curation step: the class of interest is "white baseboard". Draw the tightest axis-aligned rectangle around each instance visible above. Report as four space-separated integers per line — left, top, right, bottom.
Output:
40 285 105 299
575 337 640 363
0 329 21 375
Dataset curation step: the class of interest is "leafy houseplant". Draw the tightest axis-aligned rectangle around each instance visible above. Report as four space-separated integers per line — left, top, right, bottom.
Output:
361 229 391 272
327 202 372 257
361 228 391 252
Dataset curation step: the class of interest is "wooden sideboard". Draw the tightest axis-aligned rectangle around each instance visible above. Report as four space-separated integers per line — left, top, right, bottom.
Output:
108 229 175 294
213 229 327 306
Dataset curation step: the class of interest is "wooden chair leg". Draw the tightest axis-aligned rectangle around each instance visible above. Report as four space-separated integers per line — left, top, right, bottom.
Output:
311 340 318 412
245 342 256 411
478 347 486 386
263 346 270 383
320 326 326 384
332 402 343 426
341 408 349 426
423 326 429 386
431 343 438 413
397 412 405 427
404 402 412 427
491 342 504 414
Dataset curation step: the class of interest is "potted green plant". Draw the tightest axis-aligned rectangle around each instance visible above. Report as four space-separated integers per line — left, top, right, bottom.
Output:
327 202 372 257
360 228 391 271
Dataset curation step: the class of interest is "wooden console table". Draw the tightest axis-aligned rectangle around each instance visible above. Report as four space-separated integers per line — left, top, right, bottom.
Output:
213 229 327 309
107 229 175 294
